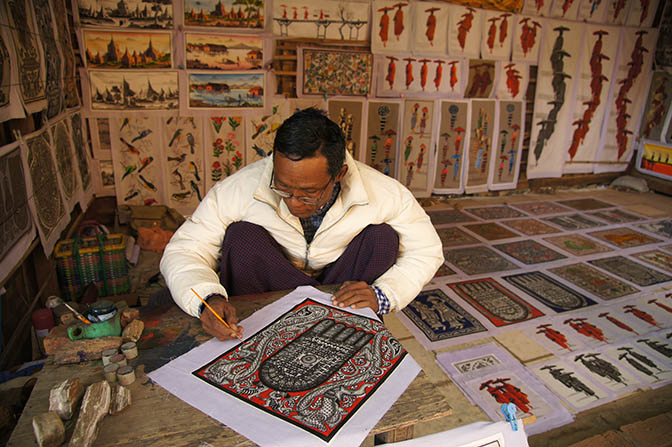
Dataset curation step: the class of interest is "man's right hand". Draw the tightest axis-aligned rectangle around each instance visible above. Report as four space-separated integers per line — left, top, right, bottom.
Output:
199 294 244 341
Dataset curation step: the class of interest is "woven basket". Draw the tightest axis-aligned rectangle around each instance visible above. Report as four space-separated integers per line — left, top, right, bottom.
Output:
54 233 130 301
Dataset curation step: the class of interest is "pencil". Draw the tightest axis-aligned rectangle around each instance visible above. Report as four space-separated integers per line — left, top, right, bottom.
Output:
191 288 242 339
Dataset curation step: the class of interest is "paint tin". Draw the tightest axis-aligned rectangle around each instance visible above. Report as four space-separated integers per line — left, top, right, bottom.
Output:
110 353 127 367
104 363 119 382
102 349 118 366
121 342 138 360
117 366 135 386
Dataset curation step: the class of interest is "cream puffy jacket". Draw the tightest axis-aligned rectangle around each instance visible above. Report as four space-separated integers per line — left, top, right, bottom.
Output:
160 152 444 317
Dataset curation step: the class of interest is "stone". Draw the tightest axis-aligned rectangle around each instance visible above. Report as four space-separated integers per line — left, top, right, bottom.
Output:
68 381 111 447
121 320 144 343
109 384 132 415
48 378 84 420
120 308 140 328
32 412 65 447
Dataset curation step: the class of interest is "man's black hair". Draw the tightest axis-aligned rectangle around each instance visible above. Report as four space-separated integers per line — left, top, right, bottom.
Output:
273 107 345 177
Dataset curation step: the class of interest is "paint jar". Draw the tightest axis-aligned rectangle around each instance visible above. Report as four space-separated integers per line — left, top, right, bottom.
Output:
104 363 119 382
110 353 127 367
32 309 54 338
102 349 118 366
117 366 135 386
121 342 138 360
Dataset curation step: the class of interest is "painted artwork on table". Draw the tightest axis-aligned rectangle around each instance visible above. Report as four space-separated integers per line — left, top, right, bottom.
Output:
527 20 583 179
495 62 529 100
164 116 204 213
448 278 545 327
465 206 525 220
51 0 80 109
542 214 605 231
632 250 672 274
434 100 469 193
184 0 263 29
588 256 672 287
511 201 571 215
588 209 644 224
400 99 434 196
0 143 33 269
402 288 488 342
445 246 519 276
490 100 524 190
563 25 619 174
637 141 672 181
89 70 178 110
626 0 659 27
206 116 244 192
481 10 514 61
639 72 672 142
364 100 400 178
558 198 613 211
465 61 496 99
272 1 368 41
512 15 543 63
501 218 560 236
437 227 479 248
549 263 639 300
448 4 483 58
49 119 78 209
33 0 63 120
493 240 566 265
605 0 632 25
302 49 371 97
427 208 476 226
194 299 407 442
189 72 264 109
465 100 496 193
412 2 449 55
246 99 290 164
504 270 598 312
371 0 412 53
186 34 263 71
69 113 92 192
588 227 661 249
77 0 173 28
464 222 520 241
84 31 171 69
328 99 364 161
543 234 612 257
594 28 658 174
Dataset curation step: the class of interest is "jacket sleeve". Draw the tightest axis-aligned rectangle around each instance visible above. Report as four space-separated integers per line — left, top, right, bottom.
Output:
159 183 237 317
372 186 444 312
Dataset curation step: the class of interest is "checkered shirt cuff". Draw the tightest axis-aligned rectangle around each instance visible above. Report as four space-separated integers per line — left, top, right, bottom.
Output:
373 286 391 315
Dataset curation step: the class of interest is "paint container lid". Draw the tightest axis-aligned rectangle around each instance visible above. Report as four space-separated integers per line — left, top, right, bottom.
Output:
110 354 126 364
87 300 117 322
102 348 118 357
121 342 136 351
32 309 54 332
117 365 133 375
104 363 119 373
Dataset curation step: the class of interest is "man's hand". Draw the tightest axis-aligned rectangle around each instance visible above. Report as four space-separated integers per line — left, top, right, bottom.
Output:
331 281 379 312
199 295 244 341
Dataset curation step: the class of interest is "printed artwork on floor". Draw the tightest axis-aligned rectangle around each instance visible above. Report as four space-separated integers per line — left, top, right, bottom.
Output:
402 288 487 342
364 100 400 178
637 142 672 181
83 31 172 69
481 10 514 61
427 208 477 225
465 61 496 98
400 99 434 195
69 113 92 191
638 220 672 239
531 360 608 411
448 4 483 58
572 350 642 394
49 119 77 206
78 0 173 28
558 198 613 211
371 0 412 53
637 334 672 361
512 15 543 63
189 72 264 109
433 263 457 279
328 100 364 161
562 316 615 346
588 256 672 287
193 299 405 442
33 0 63 120
434 100 469 193
246 99 289 164
465 206 526 220
448 278 545 327
511 201 571 215
493 240 566 265
602 343 672 386
501 218 561 236
89 70 178 110
0 145 32 262
542 214 605 231
588 227 661 248
503 271 597 313
164 116 204 212
526 20 583 179
631 250 672 274
412 2 449 55
588 209 644 224
445 246 519 276
495 62 529 100
51 0 79 108
528 321 585 353
302 49 372 97
184 0 263 29
185 34 263 71
272 1 368 40
549 263 639 300
490 100 524 190
206 116 244 192
437 227 479 248
464 222 520 241
639 72 672 142
543 234 612 256
465 99 496 192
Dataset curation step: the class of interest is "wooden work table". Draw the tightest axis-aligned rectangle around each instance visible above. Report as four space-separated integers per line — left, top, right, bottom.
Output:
8 287 453 446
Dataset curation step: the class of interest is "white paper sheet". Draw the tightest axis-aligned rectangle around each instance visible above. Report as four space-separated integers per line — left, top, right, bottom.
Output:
381 420 529 447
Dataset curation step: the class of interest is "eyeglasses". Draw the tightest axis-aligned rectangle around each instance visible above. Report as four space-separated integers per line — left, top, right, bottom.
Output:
269 171 333 205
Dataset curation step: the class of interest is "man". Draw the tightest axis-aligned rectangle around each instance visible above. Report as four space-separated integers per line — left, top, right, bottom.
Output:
160 108 443 340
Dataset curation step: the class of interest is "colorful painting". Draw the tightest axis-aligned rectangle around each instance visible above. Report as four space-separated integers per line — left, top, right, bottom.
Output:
542 214 605 231
627 0 659 27
402 288 487 342
246 98 289 164
501 218 560 236
503 271 597 313
89 70 178 110
448 278 545 327
490 100 524 190
427 208 476 226
302 49 371 97
364 100 400 178
588 256 672 287
512 15 543 63
588 209 644 224
557 198 613 211
577 0 609 22
400 99 435 196
496 62 529 100
638 219 672 239
464 99 496 192
78 0 173 28
465 205 525 220
189 72 264 109
639 72 672 143
371 0 412 53
437 227 479 248
328 99 364 161
465 61 496 99
543 234 612 256
522 0 551 16
549 263 639 300
186 34 263 71
549 0 580 18
588 227 661 248
33 0 62 119
494 240 566 265
272 1 368 40
206 116 244 192
375 56 467 97
84 31 171 69
511 201 571 215
637 141 672 181
464 222 520 241
631 250 672 274
184 0 263 29
445 246 519 275
434 100 469 193
164 116 204 213
480 10 514 61
0 143 32 266
448 4 483 58
412 1 449 55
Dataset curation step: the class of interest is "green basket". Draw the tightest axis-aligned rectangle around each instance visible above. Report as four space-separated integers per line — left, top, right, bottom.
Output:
54 233 130 301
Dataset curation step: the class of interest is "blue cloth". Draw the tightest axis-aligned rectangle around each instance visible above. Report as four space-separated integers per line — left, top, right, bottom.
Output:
373 286 390 315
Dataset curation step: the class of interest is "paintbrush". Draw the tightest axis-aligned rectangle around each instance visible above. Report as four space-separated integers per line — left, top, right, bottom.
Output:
62 302 92 325
191 288 242 340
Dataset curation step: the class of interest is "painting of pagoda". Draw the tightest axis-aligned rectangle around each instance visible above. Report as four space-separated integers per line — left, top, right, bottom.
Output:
77 0 173 29
89 70 178 110
185 34 263 70
84 31 171 69
184 0 264 29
